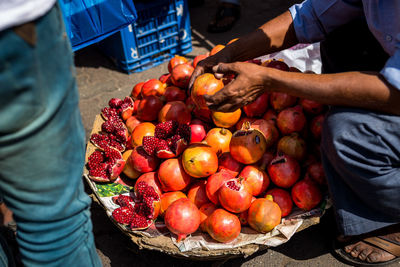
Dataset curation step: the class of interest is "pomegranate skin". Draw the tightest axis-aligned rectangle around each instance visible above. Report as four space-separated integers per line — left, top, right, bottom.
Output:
205 209 241 243
218 178 253 213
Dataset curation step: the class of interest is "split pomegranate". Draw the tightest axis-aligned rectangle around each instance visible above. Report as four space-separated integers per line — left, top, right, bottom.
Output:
276 105 306 135
191 73 224 109
87 148 126 182
218 152 244 176
168 55 188 73
267 154 301 188
134 172 163 197
136 95 164 122
240 165 270 196
131 122 155 147
243 92 269 118
247 196 281 233
211 109 241 128
204 128 232 155
164 198 201 242
277 133 307 161
90 132 126 152
269 92 297 111
158 158 192 192
129 146 160 173
291 179 322 211
187 180 209 208
218 178 253 213
158 101 191 125
205 209 241 243
265 188 293 217
160 191 187 217
181 143 218 178
171 63 194 89
205 169 235 204
199 202 217 232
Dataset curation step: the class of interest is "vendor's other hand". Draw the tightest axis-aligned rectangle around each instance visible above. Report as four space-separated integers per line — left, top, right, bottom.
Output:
204 62 268 112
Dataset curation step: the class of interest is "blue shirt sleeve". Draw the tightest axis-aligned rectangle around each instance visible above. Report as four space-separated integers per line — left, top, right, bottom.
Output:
380 34 400 90
289 0 364 43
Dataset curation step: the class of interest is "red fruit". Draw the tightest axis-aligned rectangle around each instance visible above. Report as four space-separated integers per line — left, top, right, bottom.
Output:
129 146 160 173
187 180 209 208
168 55 188 73
211 109 242 128
205 209 241 243
131 181 161 229
90 132 125 152
108 98 123 109
210 44 225 56
189 123 206 143
266 188 293 217
87 148 126 182
112 206 134 225
136 96 164 122
122 150 141 179
205 169 235 204
158 158 193 192
247 197 281 233
256 150 275 170
235 117 256 131
193 107 212 123
181 143 219 178
291 179 322 211
131 82 144 99
230 122 267 164
159 73 172 85
310 114 324 140
276 105 306 135
134 172 163 197
307 162 326 185
199 202 217 232
251 119 279 148
133 99 140 114
164 198 201 242
120 97 135 121
267 154 301 188
240 165 270 196
263 109 277 125
243 92 269 118
193 54 208 68
160 191 187 217
238 197 256 225
158 101 191 125
125 116 141 133
218 152 243 176
170 63 194 89
300 98 324 115
269 92 298 111
218 178 253 213
141 79 167 97
205 128 232 156
162 86 187 102
191 73 224 109
277 133 307 161
131 122 155 147
289 66 302 72
265 59 289 71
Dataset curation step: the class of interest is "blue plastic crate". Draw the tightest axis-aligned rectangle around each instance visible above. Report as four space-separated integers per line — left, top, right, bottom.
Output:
59 0 137 51
98 0 192 73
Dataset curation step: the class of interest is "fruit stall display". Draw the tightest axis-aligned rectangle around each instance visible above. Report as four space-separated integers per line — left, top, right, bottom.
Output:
84 42 329 259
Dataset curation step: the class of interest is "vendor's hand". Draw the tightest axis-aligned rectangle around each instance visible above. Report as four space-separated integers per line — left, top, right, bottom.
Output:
204 62 268 112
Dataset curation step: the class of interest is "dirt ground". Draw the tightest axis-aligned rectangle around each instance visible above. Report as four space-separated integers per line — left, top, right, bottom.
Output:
74 1 399 266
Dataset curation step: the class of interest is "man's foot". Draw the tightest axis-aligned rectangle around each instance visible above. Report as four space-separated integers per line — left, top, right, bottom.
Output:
334 224 400 265
207 3 240 33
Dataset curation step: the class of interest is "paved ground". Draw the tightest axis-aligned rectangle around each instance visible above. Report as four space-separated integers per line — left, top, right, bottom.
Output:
74 1 399 266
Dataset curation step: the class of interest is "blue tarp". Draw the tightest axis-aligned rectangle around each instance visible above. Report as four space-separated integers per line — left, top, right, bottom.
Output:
59 0 137 51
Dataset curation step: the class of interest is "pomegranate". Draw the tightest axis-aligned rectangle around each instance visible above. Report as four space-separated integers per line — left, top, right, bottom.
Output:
251 119 280 148
243 92 269 118
159 73 172 85
263 109 277 125
134 172 163 197
129 146 160 173
218 178 253 213
230 122 267 164
125 116 141 133
210 44 225 55
307 162 326 185
247 196 281 233
269 92 297 111
310 114 324 140
265 59 289 71
158 101 191 125
193 107 212 123
267 154 301 188
235 117 256 131
276 105 306 135
187 180 209 208
171 63 194 89
218 152 244 176
204 128 232 155
205 169 235 204
181 143 218 178
162 86 186 102
131 82 144 99
266 188 293 217
141 79 167 97
87 148 126 182
122 150 141 179
136 95 163 122
119 97 135 121
192 54 208 68
131 122 155 147
189 123 206 143
256 150 275 170
158 158 192 192
191 73 224 109
211 109 242 128
240 165 270 196
160 191 187 217
238 196 257 225
291 179 322 211
205 209 241 243
300 98 324 115
168 55 188 73
164 198 201 242
277 133 307 161
289 66 301 72
199 202 217 232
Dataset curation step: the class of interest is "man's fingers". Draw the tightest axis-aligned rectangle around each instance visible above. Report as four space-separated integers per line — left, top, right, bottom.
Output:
188 66 205 93
212 62 239 75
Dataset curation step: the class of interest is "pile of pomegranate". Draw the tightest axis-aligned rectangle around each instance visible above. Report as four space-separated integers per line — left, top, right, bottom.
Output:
87 42 327 244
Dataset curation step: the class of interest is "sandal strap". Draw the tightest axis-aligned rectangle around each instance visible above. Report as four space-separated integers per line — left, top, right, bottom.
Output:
363 236 400 257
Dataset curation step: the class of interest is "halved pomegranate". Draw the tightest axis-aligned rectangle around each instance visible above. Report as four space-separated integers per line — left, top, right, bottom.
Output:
87 148 126 182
